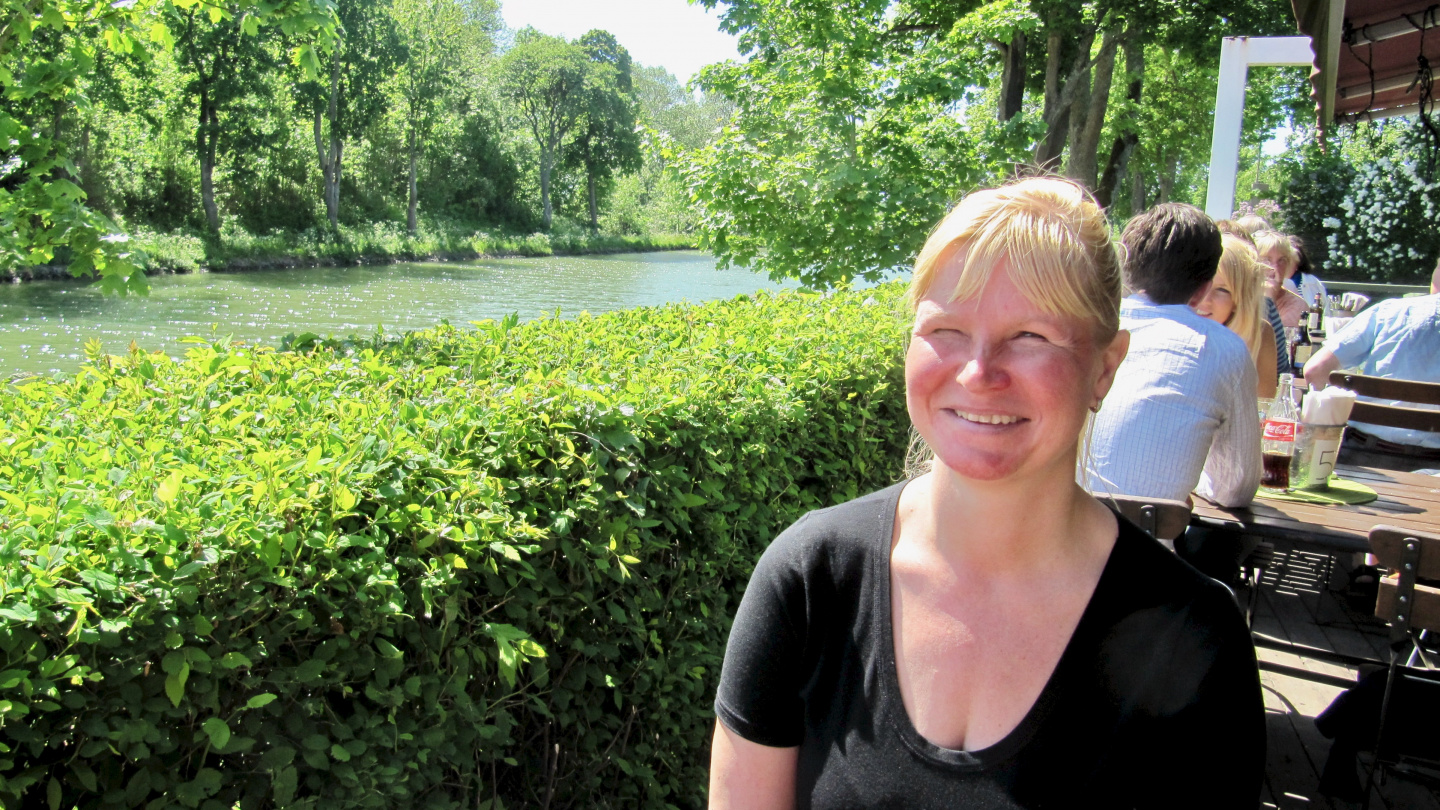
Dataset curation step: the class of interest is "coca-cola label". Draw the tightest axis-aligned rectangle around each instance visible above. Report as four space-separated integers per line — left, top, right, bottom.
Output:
1263 419 1296 442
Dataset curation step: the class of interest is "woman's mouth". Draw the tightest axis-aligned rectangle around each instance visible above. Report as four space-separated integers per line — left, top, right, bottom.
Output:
951 410 1023 426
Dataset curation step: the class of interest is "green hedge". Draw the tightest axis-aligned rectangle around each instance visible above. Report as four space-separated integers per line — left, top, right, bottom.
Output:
0 283 910 809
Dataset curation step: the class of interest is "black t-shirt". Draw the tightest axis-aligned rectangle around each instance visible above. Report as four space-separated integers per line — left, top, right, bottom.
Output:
714 483 1264 809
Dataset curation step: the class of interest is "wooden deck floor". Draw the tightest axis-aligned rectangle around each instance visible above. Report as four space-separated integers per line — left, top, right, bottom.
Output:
1244 548 1440 809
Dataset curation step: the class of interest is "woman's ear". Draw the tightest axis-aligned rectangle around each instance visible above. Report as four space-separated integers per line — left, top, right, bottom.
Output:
1093 329 1130 404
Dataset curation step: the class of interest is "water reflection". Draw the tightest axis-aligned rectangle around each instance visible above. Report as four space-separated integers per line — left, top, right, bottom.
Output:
0 251 800 377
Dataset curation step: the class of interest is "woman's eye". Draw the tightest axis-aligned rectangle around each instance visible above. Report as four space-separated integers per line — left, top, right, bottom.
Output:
1017 331 1046 340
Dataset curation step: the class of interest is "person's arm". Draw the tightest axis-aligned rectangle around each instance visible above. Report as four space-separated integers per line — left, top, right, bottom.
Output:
1196 347 1261 507
709 722 798 810
1303 347 1341 391
710 518 814 807
1307 304 1379 390
1137 586 1265 808
1257 327 1278 399
1273 287 1308 328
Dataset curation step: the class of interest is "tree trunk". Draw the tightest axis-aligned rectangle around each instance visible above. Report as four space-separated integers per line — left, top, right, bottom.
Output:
1069 31 1119 190
1131 162 1146 213
1097 37 1144 209
998 31 1026 123
586 167 598 230
330 138 343 230
1158 151 1177 203
199 98 220 234
407 128 419 235
1035 31 1066 167
540 147 553 230
1037 27 1096 171
316 60 342 230
1064 63 1089 179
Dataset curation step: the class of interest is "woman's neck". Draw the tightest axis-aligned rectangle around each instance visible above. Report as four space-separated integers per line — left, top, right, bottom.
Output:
909 461 1108 577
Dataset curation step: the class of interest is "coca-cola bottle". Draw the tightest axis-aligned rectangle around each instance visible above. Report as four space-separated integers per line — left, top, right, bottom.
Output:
1261 374 1300 491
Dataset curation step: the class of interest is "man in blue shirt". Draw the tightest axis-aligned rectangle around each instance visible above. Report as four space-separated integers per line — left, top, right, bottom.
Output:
1304 260 1440 471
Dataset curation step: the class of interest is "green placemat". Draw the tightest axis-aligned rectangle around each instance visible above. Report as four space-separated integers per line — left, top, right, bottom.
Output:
1257 475 1378 505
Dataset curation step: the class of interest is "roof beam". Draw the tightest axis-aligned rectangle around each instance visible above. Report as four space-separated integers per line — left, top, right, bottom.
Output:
1348 9 1440 47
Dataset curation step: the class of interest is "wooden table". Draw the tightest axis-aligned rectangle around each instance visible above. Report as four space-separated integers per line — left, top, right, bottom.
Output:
1191 464 1440 554
1194 464 1440 683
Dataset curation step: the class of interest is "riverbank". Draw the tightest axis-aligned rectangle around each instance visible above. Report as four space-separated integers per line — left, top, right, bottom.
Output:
3 225 697 283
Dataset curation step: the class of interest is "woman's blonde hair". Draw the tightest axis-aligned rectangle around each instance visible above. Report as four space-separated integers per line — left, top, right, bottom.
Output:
1235 215 1271 235
903 177 1122 485
1217 234 1267 366
906 176 1122 339
1251 230 1297 269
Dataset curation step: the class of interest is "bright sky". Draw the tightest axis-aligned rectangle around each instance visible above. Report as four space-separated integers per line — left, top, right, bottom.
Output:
499 0 742 85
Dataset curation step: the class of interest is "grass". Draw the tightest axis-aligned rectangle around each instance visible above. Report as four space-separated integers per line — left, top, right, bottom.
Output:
128 221 697 275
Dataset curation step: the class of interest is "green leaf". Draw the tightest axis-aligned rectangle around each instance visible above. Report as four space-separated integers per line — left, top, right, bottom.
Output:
156 470 182 504
330 743 351 762
334 485 357 511
201 717 231 749
674 492 707 507
220 652 254 670
0 604 37 623
245 693 277 709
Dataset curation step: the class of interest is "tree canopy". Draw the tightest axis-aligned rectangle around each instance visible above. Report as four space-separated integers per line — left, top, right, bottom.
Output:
687 0 1295 287
0 0 339 292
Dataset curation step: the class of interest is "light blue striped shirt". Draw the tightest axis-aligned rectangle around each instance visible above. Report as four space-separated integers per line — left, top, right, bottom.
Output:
1325 294 1440 448
1085 295 1262 507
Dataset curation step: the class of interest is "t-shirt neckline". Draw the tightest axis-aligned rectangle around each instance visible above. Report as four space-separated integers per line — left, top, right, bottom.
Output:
872 479 1126 771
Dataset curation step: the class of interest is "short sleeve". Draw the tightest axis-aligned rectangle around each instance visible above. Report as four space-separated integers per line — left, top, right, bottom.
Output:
1326 305 1380 370
1139 586 1265 808
713 516 814 748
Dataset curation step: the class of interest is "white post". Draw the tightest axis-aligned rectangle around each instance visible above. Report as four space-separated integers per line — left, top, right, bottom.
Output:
1203 36 1315 220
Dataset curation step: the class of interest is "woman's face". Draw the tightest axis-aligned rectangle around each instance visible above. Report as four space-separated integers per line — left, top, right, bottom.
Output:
906 252 1128 483
1262 247 1295 282
1194 267 1235 325
1257 253 1284 299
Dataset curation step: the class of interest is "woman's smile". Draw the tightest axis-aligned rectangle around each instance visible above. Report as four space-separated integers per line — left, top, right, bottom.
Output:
946 409 1025 427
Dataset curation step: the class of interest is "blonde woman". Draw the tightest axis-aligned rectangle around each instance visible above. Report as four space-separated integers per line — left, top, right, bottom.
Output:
1196 234 1279 398
709 178 1263 809
1251 230 1309 329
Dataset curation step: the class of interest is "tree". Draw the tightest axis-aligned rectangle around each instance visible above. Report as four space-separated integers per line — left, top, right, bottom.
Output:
390 0 495 234
301 0 400 230
0 0 337 290
170 3 286 234
633 65 733 150
499 28 593 230
687 0 1041 287
564 30 641 230
689 0 1295 288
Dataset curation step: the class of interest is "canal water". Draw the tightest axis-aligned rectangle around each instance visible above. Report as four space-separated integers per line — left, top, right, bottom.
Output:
0 251 800 378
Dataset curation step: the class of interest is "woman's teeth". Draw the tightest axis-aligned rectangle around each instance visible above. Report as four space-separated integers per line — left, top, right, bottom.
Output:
957 411 1020 425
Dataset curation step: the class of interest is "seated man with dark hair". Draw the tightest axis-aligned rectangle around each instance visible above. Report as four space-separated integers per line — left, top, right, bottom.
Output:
1085 203 1261 508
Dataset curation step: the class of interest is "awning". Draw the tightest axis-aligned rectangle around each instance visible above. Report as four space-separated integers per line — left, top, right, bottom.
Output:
1293 0 1440 131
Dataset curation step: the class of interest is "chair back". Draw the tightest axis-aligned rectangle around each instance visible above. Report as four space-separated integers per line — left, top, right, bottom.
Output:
1370 526 1440 643
1107 495 1192 545
1330 372 1440 434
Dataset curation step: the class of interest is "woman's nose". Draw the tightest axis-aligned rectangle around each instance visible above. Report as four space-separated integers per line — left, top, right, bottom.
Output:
956 347 1009 390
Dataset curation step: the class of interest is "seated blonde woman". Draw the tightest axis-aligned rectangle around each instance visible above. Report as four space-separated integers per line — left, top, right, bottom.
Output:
1195 234 1279 399
709 177 1264 809
1251 230 1309 329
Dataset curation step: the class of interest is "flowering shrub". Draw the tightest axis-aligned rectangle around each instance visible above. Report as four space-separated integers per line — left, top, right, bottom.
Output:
1280 122 1439 283
1323 152 1440 282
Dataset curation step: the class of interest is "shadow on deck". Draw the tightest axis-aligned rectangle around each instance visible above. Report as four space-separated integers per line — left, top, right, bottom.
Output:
1244 548 1440 809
